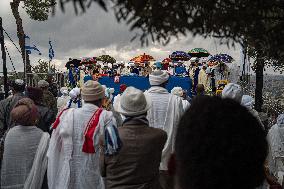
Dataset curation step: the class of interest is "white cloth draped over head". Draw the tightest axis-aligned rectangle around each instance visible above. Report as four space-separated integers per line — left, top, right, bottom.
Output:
171 87 183 97
171 87 190 112
222 83 243 103
267 114 284 183
145 86 184 170
60 87 69 96
149 70 169 86
69 87 80 100
241 95 254 110
47 104 117 189
1 126 50 189
24 132 50 189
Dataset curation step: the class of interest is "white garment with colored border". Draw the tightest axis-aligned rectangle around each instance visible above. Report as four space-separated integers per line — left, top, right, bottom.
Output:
145 86 184 170
47 103 116 189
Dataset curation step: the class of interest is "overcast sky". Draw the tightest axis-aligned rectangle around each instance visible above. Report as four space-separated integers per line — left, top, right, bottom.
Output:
1 0 279 75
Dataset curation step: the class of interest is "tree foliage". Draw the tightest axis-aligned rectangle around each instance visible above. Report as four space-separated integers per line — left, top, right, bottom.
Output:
97 55 116 63
60 0 284 62
24 0 56 21
32 59 56 74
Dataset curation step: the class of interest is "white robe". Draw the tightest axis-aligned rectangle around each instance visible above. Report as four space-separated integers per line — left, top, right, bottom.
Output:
47 103 116 189
267 124 284 184
145 87 184 170
57 95 70 113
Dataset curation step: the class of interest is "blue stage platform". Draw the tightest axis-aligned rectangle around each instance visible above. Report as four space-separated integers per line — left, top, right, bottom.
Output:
98 76 192 96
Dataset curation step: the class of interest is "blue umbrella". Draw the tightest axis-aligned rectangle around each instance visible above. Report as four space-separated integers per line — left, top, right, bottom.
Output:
209 54 234 63
170 51 191 61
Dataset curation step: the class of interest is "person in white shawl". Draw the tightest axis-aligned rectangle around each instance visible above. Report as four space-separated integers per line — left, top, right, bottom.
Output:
57 87 70 113
66 87 82 109
241 95 264 127
222 83 243 103
47 80 121 189
171 87 190 112
1 98 50 189
267 114 284 185
145 70 184 189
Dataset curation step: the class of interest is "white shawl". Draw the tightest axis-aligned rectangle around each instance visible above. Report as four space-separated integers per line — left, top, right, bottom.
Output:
24 132 50 189
146 87 184 170
267 119 284 183
47 108 75 189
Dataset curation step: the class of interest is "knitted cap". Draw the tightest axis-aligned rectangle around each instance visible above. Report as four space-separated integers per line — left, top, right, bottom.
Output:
81 80 105 101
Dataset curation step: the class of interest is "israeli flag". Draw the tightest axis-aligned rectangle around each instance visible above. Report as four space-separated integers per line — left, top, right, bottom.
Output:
24 35 42 55
49 40 55 60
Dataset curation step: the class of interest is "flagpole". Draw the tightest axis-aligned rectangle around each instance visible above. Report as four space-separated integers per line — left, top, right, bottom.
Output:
24 47 27 84
48 37 51 73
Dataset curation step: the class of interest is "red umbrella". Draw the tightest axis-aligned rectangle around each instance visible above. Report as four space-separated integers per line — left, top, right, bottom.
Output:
80 57 97 65
162 58 172 64
130 53 155 63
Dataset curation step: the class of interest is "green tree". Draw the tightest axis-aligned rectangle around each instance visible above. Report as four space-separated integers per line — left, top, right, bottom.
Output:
32 59 56 79
97 55 116 64
10 0 55 73
62 0 284 111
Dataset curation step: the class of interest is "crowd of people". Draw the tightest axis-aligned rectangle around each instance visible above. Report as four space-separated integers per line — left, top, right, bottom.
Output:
71 58 239 95
0 70 283 189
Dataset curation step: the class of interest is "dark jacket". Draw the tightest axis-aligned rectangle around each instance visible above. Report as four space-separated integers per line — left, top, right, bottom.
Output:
100 118 167 189
0 93 25 133
36 104 56 134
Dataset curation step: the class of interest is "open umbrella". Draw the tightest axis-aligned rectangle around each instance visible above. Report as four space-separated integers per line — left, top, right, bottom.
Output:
170 51 191 61
80 57 97 65
162 58 172 64
65 58 81 69
188 48 210 58
209 54 234 63
130 53 155 63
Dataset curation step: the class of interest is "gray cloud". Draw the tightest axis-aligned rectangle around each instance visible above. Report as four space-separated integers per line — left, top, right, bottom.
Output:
0 0 244 73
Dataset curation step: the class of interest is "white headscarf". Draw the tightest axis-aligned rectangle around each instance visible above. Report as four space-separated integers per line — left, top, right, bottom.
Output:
149 70 169 86
60 87 69 96
69 87 80 100
241 95 254 110
171 87 183 97
222 83 243 103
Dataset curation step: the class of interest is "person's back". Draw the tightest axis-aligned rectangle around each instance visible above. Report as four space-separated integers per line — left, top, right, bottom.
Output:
1 98 49 189
0 79 26 132
1 126 43 187
36 104 55 133
43 90 57 112
26 87 56 133
146 70 183 189
267 114 284 183
38 80 57 115
0 93 24 130
102 86 167 189
103 124 166 189
69 103 109 189
47 80 121 189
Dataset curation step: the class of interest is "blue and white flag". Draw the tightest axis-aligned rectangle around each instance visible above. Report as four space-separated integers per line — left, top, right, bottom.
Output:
49 40 55 60
24 34 42 55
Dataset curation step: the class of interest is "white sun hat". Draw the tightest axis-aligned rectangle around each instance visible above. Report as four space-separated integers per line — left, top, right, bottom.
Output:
115 86 151 116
